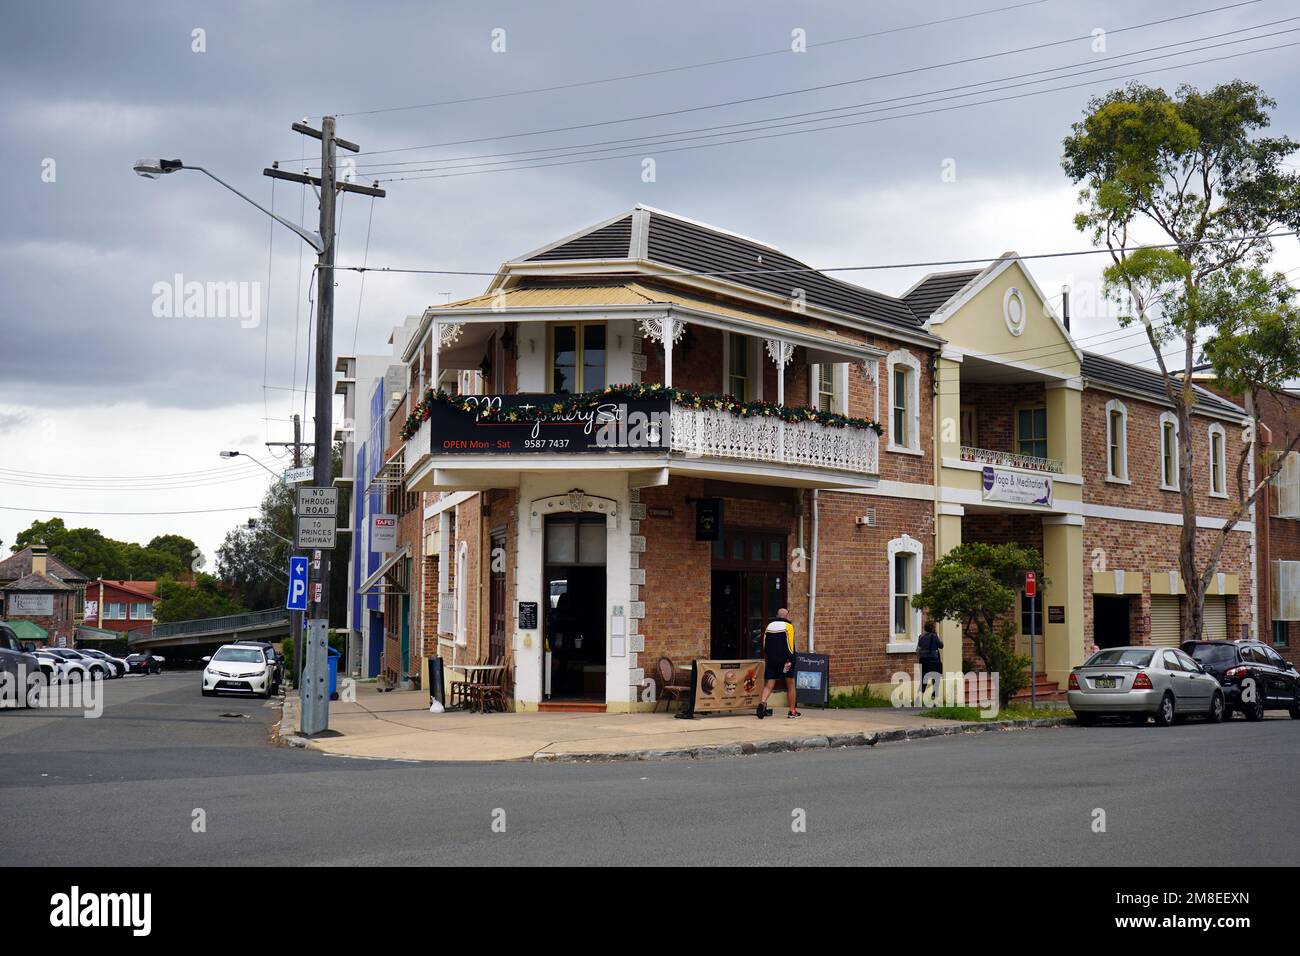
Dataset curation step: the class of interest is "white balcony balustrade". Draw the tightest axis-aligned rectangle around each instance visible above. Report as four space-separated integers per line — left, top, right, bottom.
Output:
670 404 878 475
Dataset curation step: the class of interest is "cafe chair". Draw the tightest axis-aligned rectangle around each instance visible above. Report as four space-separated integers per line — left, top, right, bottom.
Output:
655 657 691 713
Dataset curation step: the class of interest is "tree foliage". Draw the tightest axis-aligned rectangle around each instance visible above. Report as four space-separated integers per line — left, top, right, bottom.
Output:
10 517 200 581
1062 80 1300 642
910 542 1039 705
153 574 245 624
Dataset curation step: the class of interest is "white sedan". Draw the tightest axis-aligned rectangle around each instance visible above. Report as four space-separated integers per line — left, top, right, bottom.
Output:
201 645 273 698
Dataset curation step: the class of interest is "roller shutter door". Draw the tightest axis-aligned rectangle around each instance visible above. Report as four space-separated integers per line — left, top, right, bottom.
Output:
1150 596 1181 647
1202 596 1228 641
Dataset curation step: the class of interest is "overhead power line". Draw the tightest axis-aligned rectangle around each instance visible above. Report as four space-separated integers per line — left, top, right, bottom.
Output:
325 229 1300 280
0 505 262 516
309 0 1261 164
348 19 1300 175
330 0 1059 118
372 37 1300 182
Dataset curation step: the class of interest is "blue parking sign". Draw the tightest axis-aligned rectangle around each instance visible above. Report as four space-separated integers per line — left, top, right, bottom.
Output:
287 555 308 611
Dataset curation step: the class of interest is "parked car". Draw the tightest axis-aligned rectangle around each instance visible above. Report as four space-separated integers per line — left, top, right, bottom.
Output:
1068 645 1225 726
1181 639 1300 721
124 652 163 675
0 623 45 707
40 647 108 680
201 644 273 698
33 650 76 683
232 640 282 693
77 648 127 678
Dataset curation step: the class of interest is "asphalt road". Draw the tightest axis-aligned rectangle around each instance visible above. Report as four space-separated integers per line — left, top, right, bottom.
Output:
1 672 1296 866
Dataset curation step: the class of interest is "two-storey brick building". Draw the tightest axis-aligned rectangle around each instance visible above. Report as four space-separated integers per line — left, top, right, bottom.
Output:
349 206 1256 709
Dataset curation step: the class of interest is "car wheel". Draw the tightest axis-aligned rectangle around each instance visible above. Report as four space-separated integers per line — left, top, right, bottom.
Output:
1243 694 1266 722
1207 692 1225 724
1154 693 1176 727
1074 712 1097 726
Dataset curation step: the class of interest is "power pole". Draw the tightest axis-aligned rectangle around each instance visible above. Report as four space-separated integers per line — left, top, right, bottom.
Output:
265 118 384 736
291 413 303 690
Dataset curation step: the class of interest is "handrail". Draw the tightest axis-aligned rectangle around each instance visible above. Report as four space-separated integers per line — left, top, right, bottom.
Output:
149 608 287 638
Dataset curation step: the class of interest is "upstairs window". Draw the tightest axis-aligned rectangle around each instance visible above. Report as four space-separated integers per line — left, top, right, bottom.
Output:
1273 451 1300 518
1105 399 1128 481
726 333 754 400
1159 412 1180 490
1208 423 1227 498
550 323 605 394
886 350 921 453
815 363 837 412
1016 407 1047 459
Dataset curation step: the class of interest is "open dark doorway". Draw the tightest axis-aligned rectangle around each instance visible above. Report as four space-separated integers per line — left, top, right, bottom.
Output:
710 528 786 658
1093 595 1131 649
544 514 606 700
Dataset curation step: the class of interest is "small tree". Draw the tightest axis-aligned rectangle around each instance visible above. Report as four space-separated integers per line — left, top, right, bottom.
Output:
911 542 1041 706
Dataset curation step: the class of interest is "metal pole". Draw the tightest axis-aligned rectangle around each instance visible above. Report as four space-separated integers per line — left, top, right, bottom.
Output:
1030 589 1038 709
291 413 304 690
301 117 337 736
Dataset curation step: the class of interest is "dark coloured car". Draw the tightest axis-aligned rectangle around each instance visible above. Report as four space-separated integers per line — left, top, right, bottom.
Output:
1181 640 1300 721
0 623 46 707
124 653 163 675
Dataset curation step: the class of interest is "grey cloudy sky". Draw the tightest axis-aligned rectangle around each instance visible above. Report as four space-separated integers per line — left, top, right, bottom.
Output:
2 0 1298 565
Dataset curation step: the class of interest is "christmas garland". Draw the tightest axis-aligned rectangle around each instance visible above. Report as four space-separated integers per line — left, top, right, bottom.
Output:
401 383 883 440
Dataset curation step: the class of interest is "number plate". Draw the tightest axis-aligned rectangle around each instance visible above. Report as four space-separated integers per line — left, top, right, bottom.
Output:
1094 677 1117 689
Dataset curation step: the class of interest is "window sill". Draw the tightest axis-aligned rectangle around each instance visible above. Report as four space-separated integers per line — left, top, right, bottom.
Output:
886 641 919 654
1105 475 1131 485
1159 483 1180 493
887 444 924 457
1209 491 1228 499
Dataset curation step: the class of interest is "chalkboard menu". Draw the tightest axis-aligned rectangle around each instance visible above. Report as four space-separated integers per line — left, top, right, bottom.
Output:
695 498 723 541
518 601 539 630
794 652 830 708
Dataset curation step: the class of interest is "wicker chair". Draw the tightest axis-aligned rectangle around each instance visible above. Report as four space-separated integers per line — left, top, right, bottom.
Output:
655 657 691 713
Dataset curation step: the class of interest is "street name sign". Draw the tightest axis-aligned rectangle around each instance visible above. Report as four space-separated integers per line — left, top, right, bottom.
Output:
282 466 314 485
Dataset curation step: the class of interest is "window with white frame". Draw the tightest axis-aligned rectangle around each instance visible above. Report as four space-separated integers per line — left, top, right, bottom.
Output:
104 602 127 620
1208 422 1227 498
1105 398 1129 482
455 540 469 646
1271 559 1300 621
1272 450 1300 518
810 363 847 413
130 602 153 620
886 349 921 453
887 535 923 649
1159 411 1179 490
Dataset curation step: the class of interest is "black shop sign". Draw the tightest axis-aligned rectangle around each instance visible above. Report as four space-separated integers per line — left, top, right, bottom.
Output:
427 394 671 455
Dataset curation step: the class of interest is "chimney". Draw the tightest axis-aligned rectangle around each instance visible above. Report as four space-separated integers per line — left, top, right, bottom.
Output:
31 543 48 577
1061 285 1071 332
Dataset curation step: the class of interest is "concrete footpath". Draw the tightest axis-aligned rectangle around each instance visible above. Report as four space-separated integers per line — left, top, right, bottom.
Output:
277 683 1071 762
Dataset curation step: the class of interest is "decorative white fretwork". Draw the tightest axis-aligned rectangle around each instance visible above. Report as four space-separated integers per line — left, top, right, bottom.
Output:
638 314 684 346
764 338 794 367
436 322 464 350
529 489 620 529
669 405 878 475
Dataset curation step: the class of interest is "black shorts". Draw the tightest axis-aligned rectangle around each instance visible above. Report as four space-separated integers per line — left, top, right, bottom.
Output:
765 659 793 681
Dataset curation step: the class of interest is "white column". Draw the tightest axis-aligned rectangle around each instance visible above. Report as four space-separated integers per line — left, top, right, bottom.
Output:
429 321 440 393
662 315 675 387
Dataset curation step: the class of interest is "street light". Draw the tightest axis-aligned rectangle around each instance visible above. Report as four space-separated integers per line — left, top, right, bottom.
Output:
219 450 281 481
134 158 326 254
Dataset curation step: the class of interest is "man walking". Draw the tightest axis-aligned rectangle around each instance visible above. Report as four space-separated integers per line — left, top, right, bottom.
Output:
758 608 799 719
918 620 943 697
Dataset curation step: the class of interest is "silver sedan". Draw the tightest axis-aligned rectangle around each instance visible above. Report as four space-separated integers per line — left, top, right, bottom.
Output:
1068 646 1225 726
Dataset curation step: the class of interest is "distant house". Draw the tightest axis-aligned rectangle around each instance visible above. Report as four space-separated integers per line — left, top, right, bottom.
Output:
0 544 88 645
84 579 159 637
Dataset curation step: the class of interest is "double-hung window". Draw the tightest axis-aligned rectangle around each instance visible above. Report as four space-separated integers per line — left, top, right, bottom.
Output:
550 323 606 394
1016 407 1048 460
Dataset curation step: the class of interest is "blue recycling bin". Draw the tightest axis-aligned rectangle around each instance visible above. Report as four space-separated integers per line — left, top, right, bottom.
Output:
327 646 341 700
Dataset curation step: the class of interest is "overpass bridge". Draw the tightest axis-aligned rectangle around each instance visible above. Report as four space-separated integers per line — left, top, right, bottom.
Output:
130 609 289 661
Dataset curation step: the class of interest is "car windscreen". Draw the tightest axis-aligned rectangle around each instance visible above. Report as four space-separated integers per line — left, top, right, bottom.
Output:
1084 649 1154 667
1186 644 1237 666
212 647 264 664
